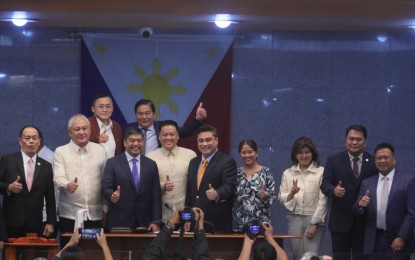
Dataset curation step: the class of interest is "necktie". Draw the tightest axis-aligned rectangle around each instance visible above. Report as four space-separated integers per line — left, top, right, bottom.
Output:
141 128 148 155
132 158 140 192
27 159 34 191
378 177 389 229
352 157 359 178
197 160 207 189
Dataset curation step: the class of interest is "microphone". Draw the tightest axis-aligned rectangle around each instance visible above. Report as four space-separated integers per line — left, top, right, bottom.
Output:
164 203 175 213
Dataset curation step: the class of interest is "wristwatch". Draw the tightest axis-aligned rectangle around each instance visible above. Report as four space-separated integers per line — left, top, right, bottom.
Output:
164 220 175 230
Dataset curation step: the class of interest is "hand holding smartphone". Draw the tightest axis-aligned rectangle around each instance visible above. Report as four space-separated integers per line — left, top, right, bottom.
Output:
80 228 101 239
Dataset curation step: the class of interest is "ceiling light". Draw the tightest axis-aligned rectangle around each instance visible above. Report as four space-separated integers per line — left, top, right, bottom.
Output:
213 14 233 29
12 18 28 27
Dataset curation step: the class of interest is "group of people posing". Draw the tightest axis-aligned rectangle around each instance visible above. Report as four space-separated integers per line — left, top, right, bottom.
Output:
0 93 414 260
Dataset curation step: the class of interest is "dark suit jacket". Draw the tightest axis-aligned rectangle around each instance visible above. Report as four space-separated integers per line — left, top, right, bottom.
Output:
320 151 377 233
125 118 203 148
102 153 161 229
89 116 123 156
354 172 415 254
185 150 237 233
0 152 56 235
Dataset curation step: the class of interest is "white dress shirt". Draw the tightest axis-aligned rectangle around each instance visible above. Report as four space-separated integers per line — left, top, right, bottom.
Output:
53 141 107 221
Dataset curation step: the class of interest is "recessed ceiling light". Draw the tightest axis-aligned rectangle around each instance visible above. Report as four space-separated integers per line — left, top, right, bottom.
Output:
1 18 37 27
212 14 237 29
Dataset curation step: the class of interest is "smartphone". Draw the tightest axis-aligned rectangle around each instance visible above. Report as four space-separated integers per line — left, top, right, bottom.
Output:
80 228 101 239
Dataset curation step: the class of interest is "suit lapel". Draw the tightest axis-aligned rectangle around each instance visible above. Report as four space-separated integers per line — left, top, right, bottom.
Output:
386 172 399 211
198 151 220 192
31 158 42 190
15 153 27 184
340 152 358 185
120 154 137 193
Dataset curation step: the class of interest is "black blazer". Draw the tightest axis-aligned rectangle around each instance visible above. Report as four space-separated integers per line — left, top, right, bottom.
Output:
0 152 56 234
125 118 203 148
320 150 377 233
102 153 161 229
185 150 237 233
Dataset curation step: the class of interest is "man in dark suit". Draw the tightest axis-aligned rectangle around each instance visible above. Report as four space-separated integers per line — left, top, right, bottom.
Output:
125 99 207 154
102 127 162 231
0 125 56 238
354 143 415 260
185 124 237 233
320 124 378 260
89 93 123 157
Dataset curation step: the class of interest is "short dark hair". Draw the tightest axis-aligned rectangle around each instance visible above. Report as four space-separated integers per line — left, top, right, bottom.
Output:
60 246 85 260
253 241 277 260
238 139 258 153
134 99 156 114
123 126 144 140
91 93 113 106
290 136 320 166
346 124 367 139
196 124 217 138
159 120 179 133
19 125 41 139
374 142 395 156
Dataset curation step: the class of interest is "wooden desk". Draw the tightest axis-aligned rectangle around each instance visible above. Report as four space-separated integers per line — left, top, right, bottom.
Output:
5 236 60 260
65 232 302 260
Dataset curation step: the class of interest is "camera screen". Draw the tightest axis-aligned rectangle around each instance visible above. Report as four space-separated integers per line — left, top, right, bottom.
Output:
180 212 193 221
249 225 261 235
80 228 101 239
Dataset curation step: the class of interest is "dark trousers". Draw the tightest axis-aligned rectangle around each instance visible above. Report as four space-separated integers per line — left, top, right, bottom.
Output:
331 221 365 260
366 232 410 260
59 217 101 247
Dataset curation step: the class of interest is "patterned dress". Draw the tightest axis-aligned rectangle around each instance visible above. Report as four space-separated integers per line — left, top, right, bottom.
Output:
232 166 276 231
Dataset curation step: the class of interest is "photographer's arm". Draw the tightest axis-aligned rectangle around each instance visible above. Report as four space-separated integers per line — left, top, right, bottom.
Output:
263 223 288 260
192 207 210 260
54 232 81 258
96 229 113 260
142 212 181 260
238 234 254 260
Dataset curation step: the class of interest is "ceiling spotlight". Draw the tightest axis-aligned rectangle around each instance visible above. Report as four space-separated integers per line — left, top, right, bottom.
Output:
12 18 28 27
213 14 234 29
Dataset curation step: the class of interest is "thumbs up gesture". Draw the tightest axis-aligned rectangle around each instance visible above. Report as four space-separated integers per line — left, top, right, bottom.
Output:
99 128 109 143
206 183 218 201
67 177 79 193
358 190 371 207
334 181 346 198
195 102 207 120
111 185 121 203
8 176 23 193
258 185 269 200
164 175 174 192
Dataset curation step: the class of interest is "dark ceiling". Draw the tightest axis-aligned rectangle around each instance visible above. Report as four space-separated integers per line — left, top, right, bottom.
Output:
1 1 415 31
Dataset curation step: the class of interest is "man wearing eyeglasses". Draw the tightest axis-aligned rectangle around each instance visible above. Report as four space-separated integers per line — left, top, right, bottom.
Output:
89 93 123 158
125 99 207 155
0 125 56 239
321 124 378 260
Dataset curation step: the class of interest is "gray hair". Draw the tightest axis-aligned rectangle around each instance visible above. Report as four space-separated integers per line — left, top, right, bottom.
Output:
67 114 90 130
